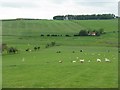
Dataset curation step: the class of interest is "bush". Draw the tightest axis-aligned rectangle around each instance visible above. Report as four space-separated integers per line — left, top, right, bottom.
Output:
79 30 88 36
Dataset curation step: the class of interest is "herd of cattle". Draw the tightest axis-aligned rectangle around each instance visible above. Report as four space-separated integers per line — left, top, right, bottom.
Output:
0 43 41 54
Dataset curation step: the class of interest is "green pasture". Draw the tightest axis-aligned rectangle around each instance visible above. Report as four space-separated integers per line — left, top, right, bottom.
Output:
2 19 118 88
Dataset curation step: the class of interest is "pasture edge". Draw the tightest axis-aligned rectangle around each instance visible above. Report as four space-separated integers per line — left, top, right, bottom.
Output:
1 88 119 90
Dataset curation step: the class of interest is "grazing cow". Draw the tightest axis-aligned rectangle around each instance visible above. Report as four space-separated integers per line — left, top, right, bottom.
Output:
7 47 18 54
56 51 61 53
72 51 75 53
34 47 37 51
38 47 40 50
80 50 83 52
26 48 29 51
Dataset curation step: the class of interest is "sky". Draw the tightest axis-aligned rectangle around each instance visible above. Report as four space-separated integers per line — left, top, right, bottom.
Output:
0 0 119 19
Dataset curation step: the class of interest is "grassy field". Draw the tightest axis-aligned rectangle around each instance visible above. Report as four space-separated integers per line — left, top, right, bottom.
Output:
2 19 118 88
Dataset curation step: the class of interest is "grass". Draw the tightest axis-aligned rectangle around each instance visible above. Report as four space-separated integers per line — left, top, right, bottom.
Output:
2 19 118 88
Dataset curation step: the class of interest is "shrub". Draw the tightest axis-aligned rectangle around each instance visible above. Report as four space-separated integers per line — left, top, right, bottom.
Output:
79 30 88 36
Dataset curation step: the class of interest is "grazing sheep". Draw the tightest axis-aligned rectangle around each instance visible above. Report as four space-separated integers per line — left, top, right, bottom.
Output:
97 59 101 62
105 58 110 62
76 57 79 59
72 60 76 63
88 60 91 62
80 59 84 63
59 60 62 63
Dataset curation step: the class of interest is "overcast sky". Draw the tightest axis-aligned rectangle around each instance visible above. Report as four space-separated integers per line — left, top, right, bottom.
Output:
0 0 119 19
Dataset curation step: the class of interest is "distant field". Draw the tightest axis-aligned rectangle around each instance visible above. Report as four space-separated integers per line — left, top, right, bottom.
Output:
2 19 118 88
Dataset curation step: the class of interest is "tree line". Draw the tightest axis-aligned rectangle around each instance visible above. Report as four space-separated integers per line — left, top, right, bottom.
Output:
53 14 116 20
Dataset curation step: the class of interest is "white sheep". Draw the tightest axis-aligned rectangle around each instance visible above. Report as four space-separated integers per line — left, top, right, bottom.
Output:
72 60 76 63
88 60 91 62
80 59 84 63
76 57 79 59
29 49 32 52
97 59 101 62
105 58 110 62
59 60 62 63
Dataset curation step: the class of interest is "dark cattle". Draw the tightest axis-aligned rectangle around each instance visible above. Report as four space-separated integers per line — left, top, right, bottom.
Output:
65 35 70 37
72 51 75 53
26 48 29 51
56 51 61 53
8 47 18 54
38 47 40 50
80 50 83 52
34 47 37 51
41 34 44 36
47 34 50 36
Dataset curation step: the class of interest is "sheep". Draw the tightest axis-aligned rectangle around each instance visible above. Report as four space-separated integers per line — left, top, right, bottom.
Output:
76 57 79 59
105 58 110 62
72 60 76 63
88 60 91 62
80 59 84 63
29 49 32 52
97 59 101 62
59 60 62 63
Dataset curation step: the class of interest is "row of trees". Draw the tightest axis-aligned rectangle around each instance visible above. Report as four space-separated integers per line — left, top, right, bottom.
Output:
53 14 116 20
79 28 105 36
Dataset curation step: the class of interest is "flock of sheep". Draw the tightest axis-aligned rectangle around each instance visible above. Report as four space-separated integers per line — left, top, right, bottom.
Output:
22 46 112 64
58 57 111 63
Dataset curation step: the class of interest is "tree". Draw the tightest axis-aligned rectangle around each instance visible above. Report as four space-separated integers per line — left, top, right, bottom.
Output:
79 30 88 36
99 28 104 34
51 42 56 46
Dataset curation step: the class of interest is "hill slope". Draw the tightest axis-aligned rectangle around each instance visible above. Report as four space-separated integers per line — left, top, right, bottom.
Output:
2 19 118 36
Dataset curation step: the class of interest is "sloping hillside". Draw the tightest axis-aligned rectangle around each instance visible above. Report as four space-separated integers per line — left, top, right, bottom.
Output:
2 19 118 36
